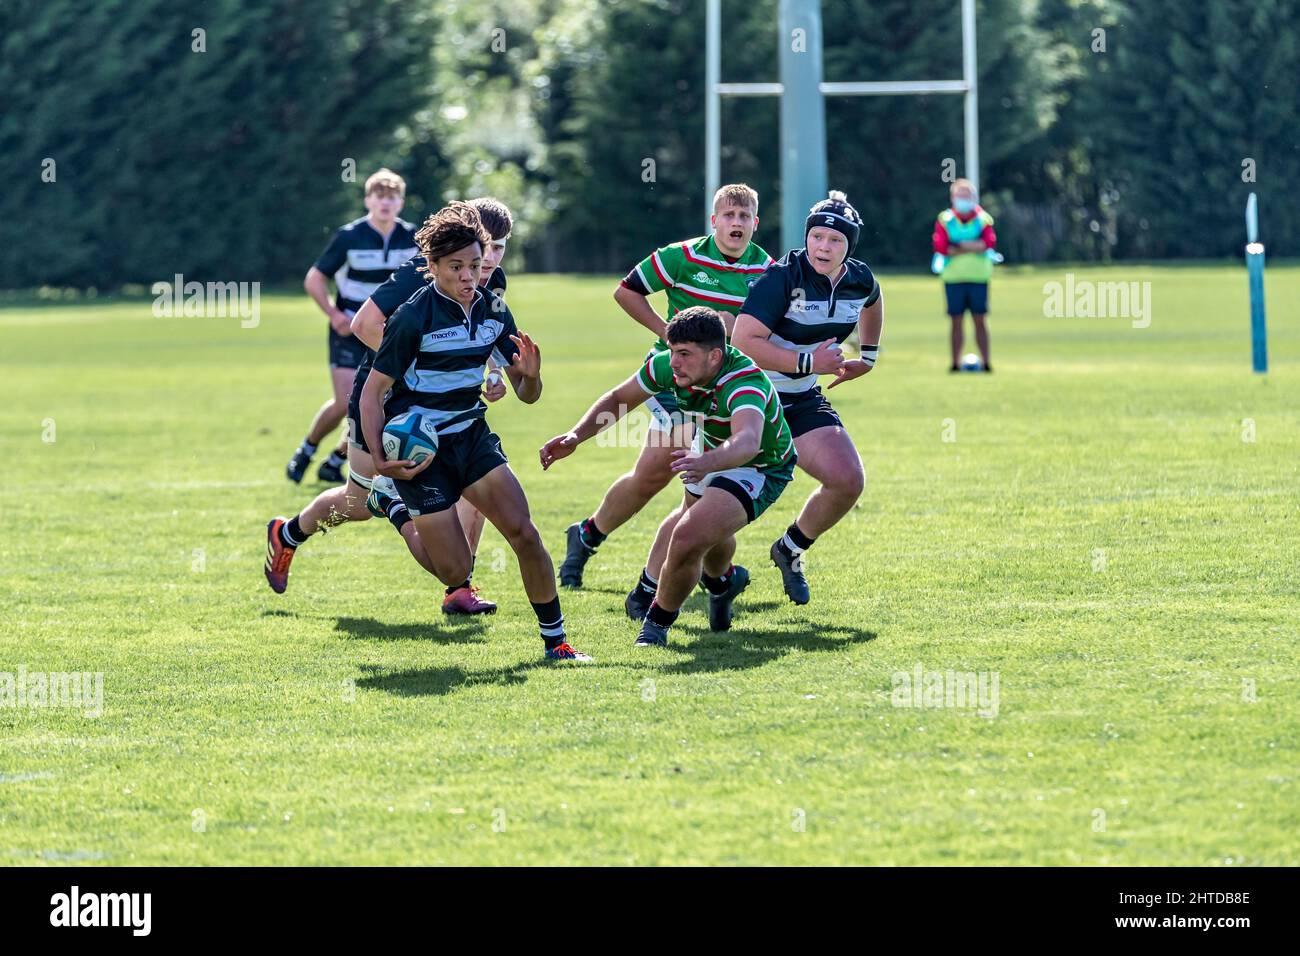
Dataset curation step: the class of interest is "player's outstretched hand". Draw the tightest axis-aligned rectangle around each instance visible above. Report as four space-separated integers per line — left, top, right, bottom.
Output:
670 448 706 485
509 332 541 378
539 432 579 471
810 338 845 374
826 358 873 390
374 454 433 481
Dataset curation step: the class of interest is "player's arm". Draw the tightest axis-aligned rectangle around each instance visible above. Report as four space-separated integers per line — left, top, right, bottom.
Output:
828 288 884 390
671 405 763 484
731 265 843 376
491 305 542 404
363 304 432 480
305 267 350 334
613 283 668 341
539 375 650 470
732 314 843 376
501 332 542 404
307 231 352 333
350 297 386 351
615 246 681 339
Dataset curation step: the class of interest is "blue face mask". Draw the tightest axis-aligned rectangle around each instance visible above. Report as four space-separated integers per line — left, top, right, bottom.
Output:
953 197 976 215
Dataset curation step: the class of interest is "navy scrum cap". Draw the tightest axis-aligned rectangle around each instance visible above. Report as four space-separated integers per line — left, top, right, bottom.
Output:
805 190 862 254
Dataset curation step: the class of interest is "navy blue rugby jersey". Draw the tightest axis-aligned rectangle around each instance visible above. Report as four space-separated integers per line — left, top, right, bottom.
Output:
313 216 420 313
371 283 520 437
738 249 880 396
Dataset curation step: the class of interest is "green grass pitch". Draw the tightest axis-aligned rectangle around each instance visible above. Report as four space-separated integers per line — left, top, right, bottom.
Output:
2 263 1297 865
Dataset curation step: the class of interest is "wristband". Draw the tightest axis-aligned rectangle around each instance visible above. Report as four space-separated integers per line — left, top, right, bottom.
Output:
796 351 812 376
862 344 879 368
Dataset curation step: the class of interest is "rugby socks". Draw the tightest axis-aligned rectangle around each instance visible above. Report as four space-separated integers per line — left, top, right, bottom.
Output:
297 438 318 459
776 523 816 560
634 568 658 600
380 495 412 533
578 516 607 551
646 601 680 628
279 515 312 549
531 597 566 648
701 565 736 596
323 450 346 471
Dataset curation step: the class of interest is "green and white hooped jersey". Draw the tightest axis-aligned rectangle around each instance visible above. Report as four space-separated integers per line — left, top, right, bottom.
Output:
622 234 772 352
636 345 795 476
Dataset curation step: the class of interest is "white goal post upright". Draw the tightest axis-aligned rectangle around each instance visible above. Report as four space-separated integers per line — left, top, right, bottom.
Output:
705 0 980 252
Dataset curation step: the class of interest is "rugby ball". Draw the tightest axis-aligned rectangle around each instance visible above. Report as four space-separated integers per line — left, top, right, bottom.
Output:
960 353 984 372
382 411 439 464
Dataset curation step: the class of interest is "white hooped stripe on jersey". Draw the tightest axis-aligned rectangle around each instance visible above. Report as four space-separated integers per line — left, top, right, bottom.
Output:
404 366 486 394
650 251 676 288
681 244 771 273
346 247 419 271
417 317 507 353
716 363 762 386
726 385 769 406
675 282 747 306
335 271 387 304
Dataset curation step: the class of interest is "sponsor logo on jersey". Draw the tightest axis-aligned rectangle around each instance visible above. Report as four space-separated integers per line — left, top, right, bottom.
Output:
691 271 720 286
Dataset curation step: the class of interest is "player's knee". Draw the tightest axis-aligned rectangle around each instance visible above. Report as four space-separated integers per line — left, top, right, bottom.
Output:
829 462 865 500
669 515 710 557
502 516 542 553
633 459 674 495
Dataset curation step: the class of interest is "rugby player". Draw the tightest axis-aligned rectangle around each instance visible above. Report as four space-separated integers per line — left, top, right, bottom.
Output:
541 307 796 647
262 200 513 615
289 168 418 484
732 191 884 606
557 184 772 611
362 202 590 661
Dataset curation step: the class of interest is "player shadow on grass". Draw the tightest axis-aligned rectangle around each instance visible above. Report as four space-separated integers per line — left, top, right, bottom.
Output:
641 591 877 675
333 615 490 644
354 660 540 697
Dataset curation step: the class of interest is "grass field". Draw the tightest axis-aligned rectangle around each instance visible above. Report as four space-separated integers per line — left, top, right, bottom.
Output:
2 263 1297 865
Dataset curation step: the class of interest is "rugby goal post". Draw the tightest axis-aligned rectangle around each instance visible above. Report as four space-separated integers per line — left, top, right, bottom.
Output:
705 0 980 252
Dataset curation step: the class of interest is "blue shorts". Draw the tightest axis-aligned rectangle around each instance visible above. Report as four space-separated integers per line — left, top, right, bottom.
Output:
329 322 368 369
944 282 989 316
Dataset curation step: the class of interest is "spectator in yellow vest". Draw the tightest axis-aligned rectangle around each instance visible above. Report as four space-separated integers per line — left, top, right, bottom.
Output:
932 179 996 372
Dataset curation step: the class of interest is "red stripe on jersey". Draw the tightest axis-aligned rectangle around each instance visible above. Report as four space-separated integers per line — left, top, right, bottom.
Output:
650 252 673 288
681 246 770 273
680 286 748 307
